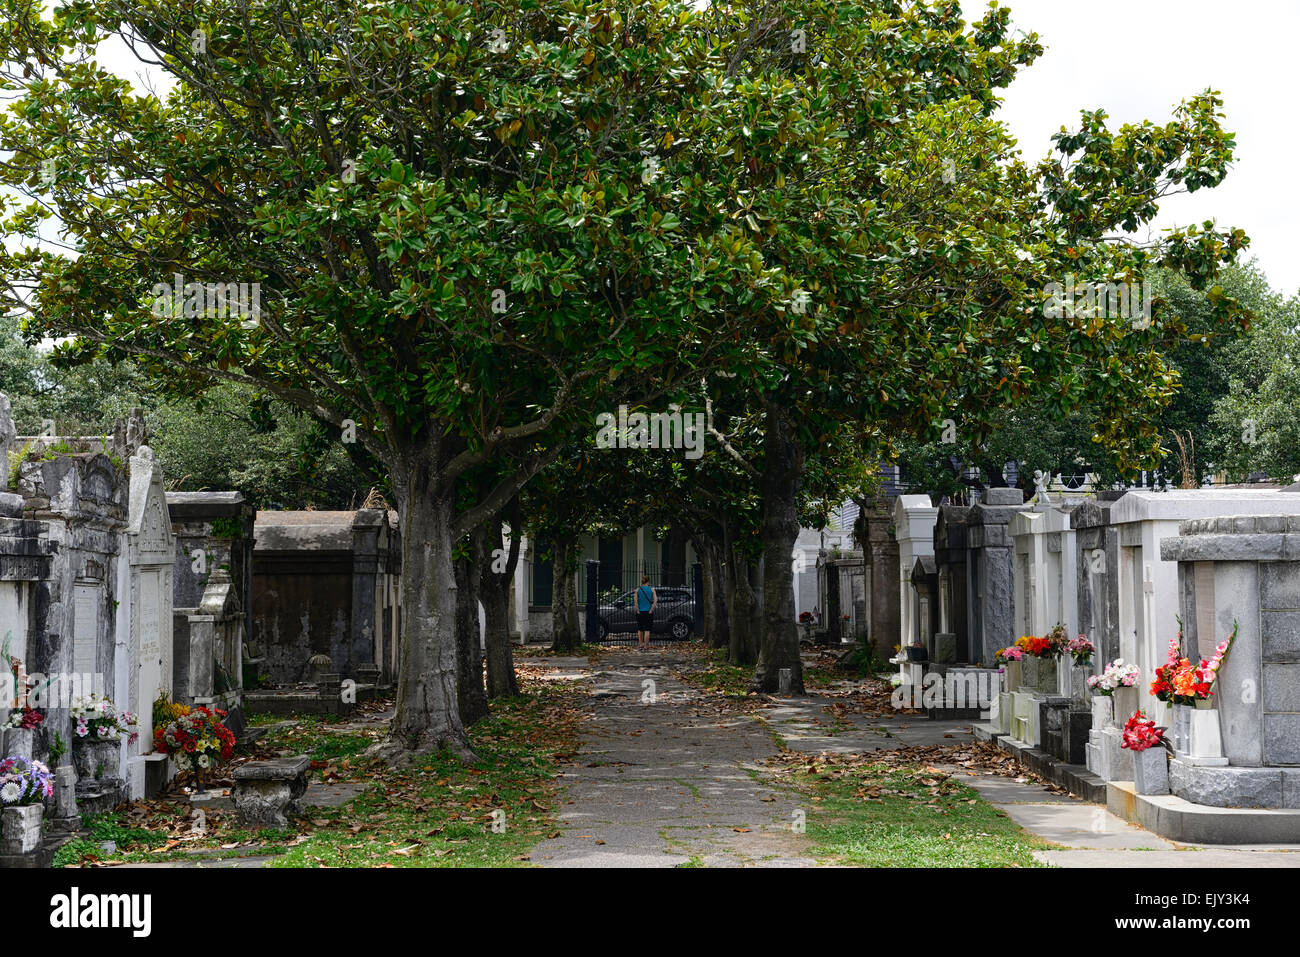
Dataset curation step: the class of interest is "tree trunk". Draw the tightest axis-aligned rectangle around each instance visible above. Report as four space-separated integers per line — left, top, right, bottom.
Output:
710 542 732 650
476 507 520 699
753 405 805 693
454 552 489 726
727 543 761 666
695 535 729 650
550 540 582 651
374 437 474 762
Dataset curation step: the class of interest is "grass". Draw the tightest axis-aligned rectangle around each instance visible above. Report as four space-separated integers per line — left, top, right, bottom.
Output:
773 759 1049 867
514 643 603 658
675 646 755 697
269 684 582 867
54 678 585 869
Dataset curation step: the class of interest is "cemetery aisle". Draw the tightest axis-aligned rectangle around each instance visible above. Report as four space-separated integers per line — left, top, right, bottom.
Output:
534 648 820 867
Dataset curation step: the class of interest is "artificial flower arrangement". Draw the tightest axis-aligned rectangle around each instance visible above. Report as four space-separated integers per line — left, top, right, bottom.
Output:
0 755 53 806
1150 619 1237 705
70 693 138 744
996 645 1024 662
4 706 43 731
1066 634 1094 665
1120 711 1166 752
1014 635 1054 658
153 706 236 772
1087 659 1140 695
798 611 815 624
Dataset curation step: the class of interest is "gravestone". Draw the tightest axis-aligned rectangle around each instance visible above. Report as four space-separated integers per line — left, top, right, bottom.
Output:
968 488 1023 666
123 445 175 800
1073 494 1125 669
893 495 938 651
853 498 901 660
933 506 970 662
910 556 939 658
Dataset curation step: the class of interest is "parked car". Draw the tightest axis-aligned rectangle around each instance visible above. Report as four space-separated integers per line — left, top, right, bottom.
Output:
595 586 696 641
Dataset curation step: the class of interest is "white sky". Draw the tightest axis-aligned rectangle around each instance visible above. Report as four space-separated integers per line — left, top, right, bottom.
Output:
8 2 1299 299
986 0 1300 296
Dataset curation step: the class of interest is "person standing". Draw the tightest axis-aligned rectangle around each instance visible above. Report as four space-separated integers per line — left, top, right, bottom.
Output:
635 576 657 651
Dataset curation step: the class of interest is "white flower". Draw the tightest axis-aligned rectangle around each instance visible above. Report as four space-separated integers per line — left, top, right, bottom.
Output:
1 782 21 803
197 754 211 769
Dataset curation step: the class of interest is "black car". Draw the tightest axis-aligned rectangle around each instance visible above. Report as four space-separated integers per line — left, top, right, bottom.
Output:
595 586 696 641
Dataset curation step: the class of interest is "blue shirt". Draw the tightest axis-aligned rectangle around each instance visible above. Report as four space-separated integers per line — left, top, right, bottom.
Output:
637 586 653 612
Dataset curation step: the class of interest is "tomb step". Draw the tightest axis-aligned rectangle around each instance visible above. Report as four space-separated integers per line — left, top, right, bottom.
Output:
1108 782 1300 844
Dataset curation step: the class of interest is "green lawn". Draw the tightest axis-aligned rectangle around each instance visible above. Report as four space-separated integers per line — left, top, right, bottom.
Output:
55 679 585 868
772 758 1049 867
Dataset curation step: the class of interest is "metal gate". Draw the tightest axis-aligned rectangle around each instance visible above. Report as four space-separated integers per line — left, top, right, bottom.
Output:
581 559 703 644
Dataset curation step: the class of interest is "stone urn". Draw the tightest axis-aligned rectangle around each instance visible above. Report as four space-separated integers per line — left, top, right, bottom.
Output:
1069 661 1094 708
1022 657 1057 693
1 727 36 761
1020 656 1041 692
1170 703 1193 754
1184 702 1224 759
1113 686 1138 727
72 738 122 782
1001 660 1022 694
1131 747 1169 795
1091 693 1115 729
1 804 44 855
1056 656 1072 696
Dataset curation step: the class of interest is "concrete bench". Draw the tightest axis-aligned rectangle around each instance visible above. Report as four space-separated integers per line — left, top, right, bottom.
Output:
233 756 310 828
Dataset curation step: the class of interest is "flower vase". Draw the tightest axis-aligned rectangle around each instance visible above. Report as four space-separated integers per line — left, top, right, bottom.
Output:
1132 747 1169 795
72 738 121 782
1113 687 1138 728
1002 660 1022 693
1070 661 1093 708
1032 658 1057 693
1 726 36 761
1171 703 1192 754
1021 657 1040 692
1 804 44 855
1186 703 1224 759
1091 694 1115 729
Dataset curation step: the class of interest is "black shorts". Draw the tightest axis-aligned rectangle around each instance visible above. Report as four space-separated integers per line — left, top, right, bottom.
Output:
636 611 654 630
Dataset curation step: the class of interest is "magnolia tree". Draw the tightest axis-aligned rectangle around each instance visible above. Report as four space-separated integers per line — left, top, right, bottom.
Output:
0 0 763 758
651 2 1249 692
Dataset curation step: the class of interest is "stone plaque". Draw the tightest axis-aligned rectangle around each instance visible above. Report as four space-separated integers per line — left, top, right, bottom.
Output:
72 583 98 675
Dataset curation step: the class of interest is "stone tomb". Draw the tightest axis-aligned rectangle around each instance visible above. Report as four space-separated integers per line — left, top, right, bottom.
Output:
852 498 901 661
967 488 1024 667
1010 502 1091 759
1161 515 1300 807
122 446 175 801
932 505 970 664
892 495 938 653
251 509 401 684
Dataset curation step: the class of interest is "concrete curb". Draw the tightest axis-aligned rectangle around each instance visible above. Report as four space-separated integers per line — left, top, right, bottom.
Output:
1107 782 1300 844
